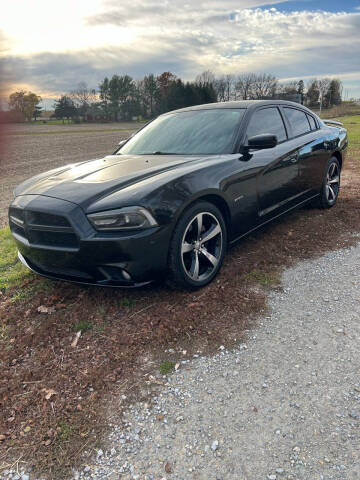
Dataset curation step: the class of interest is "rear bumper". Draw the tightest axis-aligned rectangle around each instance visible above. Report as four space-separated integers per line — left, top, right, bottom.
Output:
10 195 172 287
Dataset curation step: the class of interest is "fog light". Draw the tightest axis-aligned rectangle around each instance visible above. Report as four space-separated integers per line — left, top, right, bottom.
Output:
122 269 131 281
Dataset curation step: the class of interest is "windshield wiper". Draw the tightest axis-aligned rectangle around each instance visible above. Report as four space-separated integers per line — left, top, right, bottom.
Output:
140 151 182 155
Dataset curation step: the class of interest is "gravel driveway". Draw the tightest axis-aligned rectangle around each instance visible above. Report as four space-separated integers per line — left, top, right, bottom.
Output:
40 241 356 480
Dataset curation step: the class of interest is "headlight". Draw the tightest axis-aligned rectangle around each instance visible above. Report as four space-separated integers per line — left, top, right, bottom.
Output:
87 206 158 231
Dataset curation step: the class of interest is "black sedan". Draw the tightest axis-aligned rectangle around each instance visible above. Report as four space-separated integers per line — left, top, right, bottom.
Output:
9 100 348 289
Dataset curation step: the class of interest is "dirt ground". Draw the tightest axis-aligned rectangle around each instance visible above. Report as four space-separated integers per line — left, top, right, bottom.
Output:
0 120 359 478
0 123 140 227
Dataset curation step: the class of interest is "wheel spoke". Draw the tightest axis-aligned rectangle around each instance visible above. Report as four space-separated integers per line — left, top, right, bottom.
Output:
329 163 336 177
326 185 330 200
328 185 336 200
182 242 193 254
195 214 203 240
328 176 339 184
201 224 221 244
189 251 199 280
200 247 218 267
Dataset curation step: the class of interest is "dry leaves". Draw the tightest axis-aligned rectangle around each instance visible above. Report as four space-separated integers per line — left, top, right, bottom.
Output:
42 388 57 400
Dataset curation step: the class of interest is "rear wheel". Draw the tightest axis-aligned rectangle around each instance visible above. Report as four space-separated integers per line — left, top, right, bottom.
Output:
167 202 227 289
313 157 341 209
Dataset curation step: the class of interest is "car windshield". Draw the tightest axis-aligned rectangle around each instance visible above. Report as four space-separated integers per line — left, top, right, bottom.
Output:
118 108 245 155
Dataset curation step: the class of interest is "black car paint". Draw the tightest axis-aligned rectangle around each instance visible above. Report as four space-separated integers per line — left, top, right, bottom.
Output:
9 100 348 286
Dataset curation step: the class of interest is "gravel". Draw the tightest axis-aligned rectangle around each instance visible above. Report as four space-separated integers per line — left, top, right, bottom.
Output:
1 242 359 480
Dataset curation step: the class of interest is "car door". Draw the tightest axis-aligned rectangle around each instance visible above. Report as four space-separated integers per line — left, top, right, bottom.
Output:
281 106 328 197
244 106 303 219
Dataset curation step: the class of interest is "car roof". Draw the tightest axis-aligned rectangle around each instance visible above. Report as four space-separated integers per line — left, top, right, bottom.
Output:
165 100 316 116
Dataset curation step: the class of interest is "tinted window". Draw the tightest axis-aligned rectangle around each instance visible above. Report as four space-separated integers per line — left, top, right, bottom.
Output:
119 109 245 155
307 114 317 130
246 107 287 143
284 108 311 137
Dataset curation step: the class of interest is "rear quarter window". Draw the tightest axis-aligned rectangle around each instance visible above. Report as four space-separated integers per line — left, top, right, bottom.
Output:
307 114 317 130
284 107 311 137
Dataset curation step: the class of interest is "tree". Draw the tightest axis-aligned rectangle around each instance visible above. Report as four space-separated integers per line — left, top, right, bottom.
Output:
107 75 136 121
278 81 298 95
70 81 97 121
318 78 331 110
157 72 177 113
98 77 112 121
157 72 177 94
306 80 320 107
297 80 304 95
33 105 42 121
214 77 227 102
9 90 42 122
235 73 256 100
325 79 342 106
53 96 77 123
215 74 236 101
297 80 305 104
195 70 216 88
141 74 159 117
253 73 278 99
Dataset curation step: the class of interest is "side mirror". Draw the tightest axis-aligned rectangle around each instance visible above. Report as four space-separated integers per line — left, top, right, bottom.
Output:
247 134 277 150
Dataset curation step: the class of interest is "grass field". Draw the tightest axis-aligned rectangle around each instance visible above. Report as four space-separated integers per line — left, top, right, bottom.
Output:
0 115 359 477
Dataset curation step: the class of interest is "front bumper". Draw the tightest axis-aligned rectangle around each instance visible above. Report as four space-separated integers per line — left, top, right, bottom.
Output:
9 195 172 287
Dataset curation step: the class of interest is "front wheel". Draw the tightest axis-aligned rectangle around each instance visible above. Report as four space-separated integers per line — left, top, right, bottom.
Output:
313 157 341 209
167 202 227 289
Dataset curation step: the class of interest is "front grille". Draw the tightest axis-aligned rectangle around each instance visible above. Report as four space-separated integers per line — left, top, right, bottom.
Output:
27 211 71 228
9 207 79 250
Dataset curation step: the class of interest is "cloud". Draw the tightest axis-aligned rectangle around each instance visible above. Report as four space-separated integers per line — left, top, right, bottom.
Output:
1 3 360 97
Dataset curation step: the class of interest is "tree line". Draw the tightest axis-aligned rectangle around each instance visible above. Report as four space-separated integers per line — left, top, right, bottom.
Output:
5 71 343 123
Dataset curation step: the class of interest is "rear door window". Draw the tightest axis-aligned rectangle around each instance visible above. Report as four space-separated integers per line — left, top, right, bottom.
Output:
246 107 287 143
284 108 311 137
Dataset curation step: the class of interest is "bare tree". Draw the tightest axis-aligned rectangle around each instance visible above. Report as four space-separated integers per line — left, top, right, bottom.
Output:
317 77 331 113
278 80 298 95
195 70 216 87
70 81 97 120
235 73 256 100
224 74 235 101
253 73 278 99
214 77 227 102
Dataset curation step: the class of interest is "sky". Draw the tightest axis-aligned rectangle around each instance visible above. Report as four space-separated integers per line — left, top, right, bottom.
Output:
1 0 360 109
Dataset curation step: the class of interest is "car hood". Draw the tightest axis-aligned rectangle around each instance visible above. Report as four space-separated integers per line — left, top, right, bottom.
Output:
14 154 210 209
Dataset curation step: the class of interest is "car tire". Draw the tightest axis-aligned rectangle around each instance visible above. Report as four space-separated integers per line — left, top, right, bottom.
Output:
167 201 227 290
312 156 341 209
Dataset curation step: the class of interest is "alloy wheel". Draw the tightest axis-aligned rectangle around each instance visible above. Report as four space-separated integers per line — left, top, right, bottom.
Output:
181 212 223 282
326 162 340 203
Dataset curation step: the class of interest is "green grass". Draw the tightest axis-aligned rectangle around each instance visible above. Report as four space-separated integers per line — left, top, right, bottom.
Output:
159 361 176 375
335 115 360 145
58 421 73 441
118 297 134 307
31 119 75 125
72 320 93 333
0 227 32 291
245 269 279 287
10 287 34 303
